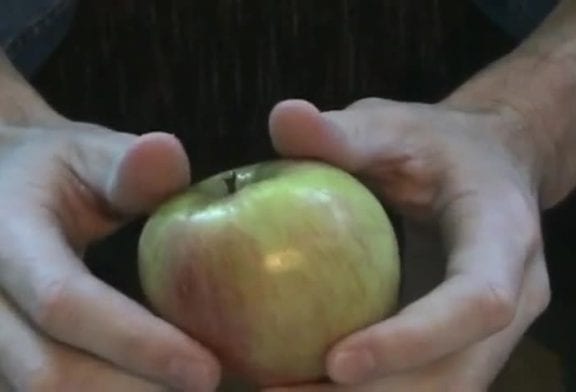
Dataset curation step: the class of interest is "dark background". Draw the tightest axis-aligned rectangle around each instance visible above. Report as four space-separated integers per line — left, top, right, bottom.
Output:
29 0 576 388
32 0 515 296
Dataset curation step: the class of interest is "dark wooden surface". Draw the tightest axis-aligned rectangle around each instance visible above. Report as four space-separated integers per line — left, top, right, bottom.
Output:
30 0 575 389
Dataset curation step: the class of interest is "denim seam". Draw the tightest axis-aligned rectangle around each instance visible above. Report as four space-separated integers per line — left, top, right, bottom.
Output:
4 0 72 57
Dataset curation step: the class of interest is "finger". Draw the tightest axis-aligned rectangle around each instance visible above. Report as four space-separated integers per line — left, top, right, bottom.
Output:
0 291 165 392
269 99 405 170
68 130 191 215
0 213 220 391
268 255 549 392
325 193 538 384
269 100 358 169
270 98 538 382
269 98 430 169
268 99 442 215
339 253 550 392
452 251 550 385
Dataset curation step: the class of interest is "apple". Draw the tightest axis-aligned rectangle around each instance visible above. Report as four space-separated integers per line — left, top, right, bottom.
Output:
138 159 400 388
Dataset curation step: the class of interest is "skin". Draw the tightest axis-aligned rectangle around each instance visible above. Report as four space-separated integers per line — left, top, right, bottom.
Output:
0 0 574 390
0 51 220 391
262 1 576 390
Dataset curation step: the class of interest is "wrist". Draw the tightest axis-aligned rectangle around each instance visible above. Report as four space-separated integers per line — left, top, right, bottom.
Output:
443 51 576 208
443 1 576 208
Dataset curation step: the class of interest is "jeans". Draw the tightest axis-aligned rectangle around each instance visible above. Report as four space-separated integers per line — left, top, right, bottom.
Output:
0 0 77 77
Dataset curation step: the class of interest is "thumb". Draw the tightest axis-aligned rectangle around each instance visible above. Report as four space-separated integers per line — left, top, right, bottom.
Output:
269 99 396 172
70 130 191 216
269 99 445 216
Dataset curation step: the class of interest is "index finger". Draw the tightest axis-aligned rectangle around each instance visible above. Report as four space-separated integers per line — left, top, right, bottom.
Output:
324 191 539 384
0 290 166 392
0 211 220 391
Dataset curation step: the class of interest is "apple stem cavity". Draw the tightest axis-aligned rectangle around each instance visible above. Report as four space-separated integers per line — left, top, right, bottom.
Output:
225 171 238 194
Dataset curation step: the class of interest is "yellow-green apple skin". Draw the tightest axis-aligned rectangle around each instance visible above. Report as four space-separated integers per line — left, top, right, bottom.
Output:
138 159 400 387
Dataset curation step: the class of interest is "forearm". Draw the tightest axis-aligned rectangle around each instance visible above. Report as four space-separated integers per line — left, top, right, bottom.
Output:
445 0 576 208
0 49 62 126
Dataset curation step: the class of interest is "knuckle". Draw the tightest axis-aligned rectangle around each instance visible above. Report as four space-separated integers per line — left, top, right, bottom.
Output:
347 97 388 109
33 277 75 332
474 282 515 333
372 105 419 131
370 326 432 372
57 137 84 167
349 99 430 135
115 331 158 365
503 196 542 255
527 263 552 318
520 218 542 254
487 190 543 260
531 282 551 316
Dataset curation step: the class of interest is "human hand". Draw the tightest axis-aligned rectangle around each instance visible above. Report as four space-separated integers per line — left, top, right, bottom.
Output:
0 121 220 391
265 97 551 391
262 220 548 392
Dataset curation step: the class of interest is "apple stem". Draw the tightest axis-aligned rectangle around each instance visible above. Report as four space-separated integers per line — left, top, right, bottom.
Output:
224 171 238 194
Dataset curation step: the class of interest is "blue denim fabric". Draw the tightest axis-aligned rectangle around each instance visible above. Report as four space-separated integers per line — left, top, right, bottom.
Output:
473 0 559 39
0 0 77 77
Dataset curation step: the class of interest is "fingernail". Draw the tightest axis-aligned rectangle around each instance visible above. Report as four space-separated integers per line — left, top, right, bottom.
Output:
329 349 376 384
169 359 217 392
